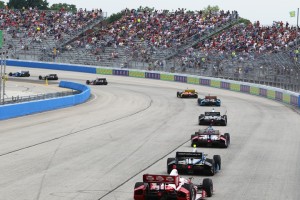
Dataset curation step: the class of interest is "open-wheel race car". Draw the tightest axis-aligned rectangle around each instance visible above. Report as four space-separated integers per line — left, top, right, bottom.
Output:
177 89 198 98
198 95 221 106
86 78 108 85
8 71 30 77
167 151 221 176
198 109 227 126
39 74 58 80
134 169 213 200
191 126 230 148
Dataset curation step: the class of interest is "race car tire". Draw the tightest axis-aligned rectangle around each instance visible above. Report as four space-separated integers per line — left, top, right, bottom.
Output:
222 115 227 126
190 134 197 140
39 75 42 80
213 155 221 170
224 133 230 148
104 82 108 85
134 182 144 189
206 158 215 176
198 114 205 125
177 92 180 98
191 134 198 147
8 72 12 76
194 94 198 98
198 120 204 125
86 80 90 85
198 98 203 105
182 183 195 200
202 178 213 197
167 158 175 174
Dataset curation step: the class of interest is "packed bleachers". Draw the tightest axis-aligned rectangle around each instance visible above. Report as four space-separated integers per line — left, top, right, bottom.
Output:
59 7 238 66
0 8 104 60
1 7 299 92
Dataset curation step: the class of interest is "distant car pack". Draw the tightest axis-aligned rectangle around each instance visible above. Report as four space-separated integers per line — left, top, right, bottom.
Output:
191 127 230 148
177 89 198 98
8 71 30 77
198 95 221 106
86 78 108 85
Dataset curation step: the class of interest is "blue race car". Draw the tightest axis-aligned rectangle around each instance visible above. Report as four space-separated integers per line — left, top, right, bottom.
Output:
8 71 30 77
198 95 221 106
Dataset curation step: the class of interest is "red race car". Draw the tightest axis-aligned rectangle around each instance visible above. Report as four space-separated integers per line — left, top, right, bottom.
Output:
134 169 213 200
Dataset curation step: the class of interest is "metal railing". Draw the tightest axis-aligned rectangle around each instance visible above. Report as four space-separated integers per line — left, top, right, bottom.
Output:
1 90 80 105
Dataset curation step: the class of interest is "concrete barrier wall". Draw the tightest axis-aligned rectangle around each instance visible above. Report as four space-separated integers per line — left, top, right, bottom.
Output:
7 60 96 74
7 59 300 108
0 80 90 120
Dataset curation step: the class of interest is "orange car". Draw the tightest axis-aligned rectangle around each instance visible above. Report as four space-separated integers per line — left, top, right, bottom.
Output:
177 89 198 98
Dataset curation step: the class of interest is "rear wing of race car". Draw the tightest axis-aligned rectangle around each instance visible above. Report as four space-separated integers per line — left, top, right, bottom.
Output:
176 152 203 158
204 112 221 116
143 174 180 187
184 89 196 93
205 96 217 99
195 129 220 135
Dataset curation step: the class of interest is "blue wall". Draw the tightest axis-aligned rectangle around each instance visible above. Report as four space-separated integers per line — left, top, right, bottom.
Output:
0 81 90 120
6 59 300 109
7 60 96 74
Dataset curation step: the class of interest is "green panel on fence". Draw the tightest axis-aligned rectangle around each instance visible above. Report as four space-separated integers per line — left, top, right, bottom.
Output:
250 86 259 95
160 74 174 81
230 83 240 91
283 94 291 104
129 71 145 78
188 77 199 84
97 68 113 75
211 80 220 88
267 90 276 99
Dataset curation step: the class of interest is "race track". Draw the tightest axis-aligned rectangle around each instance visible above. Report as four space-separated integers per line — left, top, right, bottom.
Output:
0 67 299 200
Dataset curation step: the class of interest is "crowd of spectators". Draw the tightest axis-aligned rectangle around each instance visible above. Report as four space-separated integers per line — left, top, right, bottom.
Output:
0 7 103 50
173 20 300 73
69 7 237 62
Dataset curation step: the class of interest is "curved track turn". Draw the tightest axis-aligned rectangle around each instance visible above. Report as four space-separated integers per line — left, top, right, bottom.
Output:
0 67 299 200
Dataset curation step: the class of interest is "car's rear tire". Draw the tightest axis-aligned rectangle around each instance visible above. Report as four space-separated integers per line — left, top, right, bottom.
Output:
39 75 42 80
8 72 12 76
206 159 215 176
86 80 90 84
198 98 203 105
167 158 175 174
202 178 213 197
177 92 180 98
224 133 230 148
222 115 227 126
213 155 221 170
182 183 195 200
134 182 144 189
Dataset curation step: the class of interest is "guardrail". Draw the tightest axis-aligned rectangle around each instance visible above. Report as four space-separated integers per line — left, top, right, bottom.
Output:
6 59 300 109
0 80 91 120
1 91 80 105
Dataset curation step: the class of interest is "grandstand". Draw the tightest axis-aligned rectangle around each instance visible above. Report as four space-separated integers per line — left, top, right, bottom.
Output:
1 7 299 92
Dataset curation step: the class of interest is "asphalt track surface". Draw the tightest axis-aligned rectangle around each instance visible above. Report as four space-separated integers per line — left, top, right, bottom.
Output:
0 67 299 200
